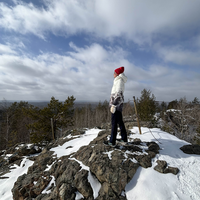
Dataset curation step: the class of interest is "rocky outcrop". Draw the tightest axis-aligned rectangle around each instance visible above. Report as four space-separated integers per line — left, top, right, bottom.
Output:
3 143 43 156
72 132 140 199
0 144 43 177
0 129 177 200
180 144 200 155
154 160 179 175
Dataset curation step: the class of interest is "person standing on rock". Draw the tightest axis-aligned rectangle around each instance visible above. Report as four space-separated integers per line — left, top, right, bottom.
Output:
104 66 128 147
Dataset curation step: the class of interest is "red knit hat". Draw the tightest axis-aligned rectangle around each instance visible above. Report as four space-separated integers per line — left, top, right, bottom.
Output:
115 66 124 75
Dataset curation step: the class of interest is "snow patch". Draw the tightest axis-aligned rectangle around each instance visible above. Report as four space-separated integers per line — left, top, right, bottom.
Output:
70 158 101 199
41 175 55 194
103 150 114 160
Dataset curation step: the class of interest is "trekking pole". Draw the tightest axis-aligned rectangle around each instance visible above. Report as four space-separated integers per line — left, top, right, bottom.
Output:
133 96 142 134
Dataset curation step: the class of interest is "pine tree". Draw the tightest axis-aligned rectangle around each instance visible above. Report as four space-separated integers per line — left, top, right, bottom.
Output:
137 89 157 121
25 96 75 143
167 99 178 109
192 97 200 105
0 101 31 149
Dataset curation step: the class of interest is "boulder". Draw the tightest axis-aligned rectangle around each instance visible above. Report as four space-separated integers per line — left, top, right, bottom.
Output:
135 154 152 168
12 173 52 200
164 166 179 175
146 142 160 154
16 144 43 156
154 160 179 175
133 138 141 145
8 154 23 164
180 144 200 155
154 160 167 173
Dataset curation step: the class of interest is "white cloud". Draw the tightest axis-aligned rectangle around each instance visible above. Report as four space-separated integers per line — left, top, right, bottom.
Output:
0 42 130 101
0 41 200 102
1 0 200 44
0 43 17 54
0 0 199 103
155 44 200 66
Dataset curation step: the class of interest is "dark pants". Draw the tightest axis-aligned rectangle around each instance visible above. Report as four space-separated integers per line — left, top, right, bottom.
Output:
110 110 127 145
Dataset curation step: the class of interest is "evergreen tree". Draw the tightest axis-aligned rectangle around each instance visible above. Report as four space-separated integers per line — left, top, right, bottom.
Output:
25 96 75 143
192 97 200 105
137 89 157 121
167 99 178 109
160 101 167 112
0 101 31 149
159 101 168 118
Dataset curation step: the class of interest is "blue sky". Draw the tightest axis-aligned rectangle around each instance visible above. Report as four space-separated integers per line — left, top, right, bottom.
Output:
0 0 200 102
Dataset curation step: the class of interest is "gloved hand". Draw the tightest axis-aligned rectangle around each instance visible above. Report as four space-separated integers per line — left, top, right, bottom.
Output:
110 105 116 114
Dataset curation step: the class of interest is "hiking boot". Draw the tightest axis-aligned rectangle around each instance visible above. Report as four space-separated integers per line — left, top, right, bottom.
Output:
116 139 128 145
103 141 116 147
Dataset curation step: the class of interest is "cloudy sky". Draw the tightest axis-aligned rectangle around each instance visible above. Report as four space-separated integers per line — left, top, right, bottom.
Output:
0 0 200 103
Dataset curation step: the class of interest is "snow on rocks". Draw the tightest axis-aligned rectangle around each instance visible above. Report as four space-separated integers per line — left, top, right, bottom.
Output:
0 127 200 200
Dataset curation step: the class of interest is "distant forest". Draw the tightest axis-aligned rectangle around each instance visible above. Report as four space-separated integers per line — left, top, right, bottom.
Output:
0 89 200 150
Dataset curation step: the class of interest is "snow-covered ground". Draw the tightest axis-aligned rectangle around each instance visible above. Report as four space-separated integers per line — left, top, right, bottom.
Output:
0 127 200 200
126 127 200 200
0 158 34 200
